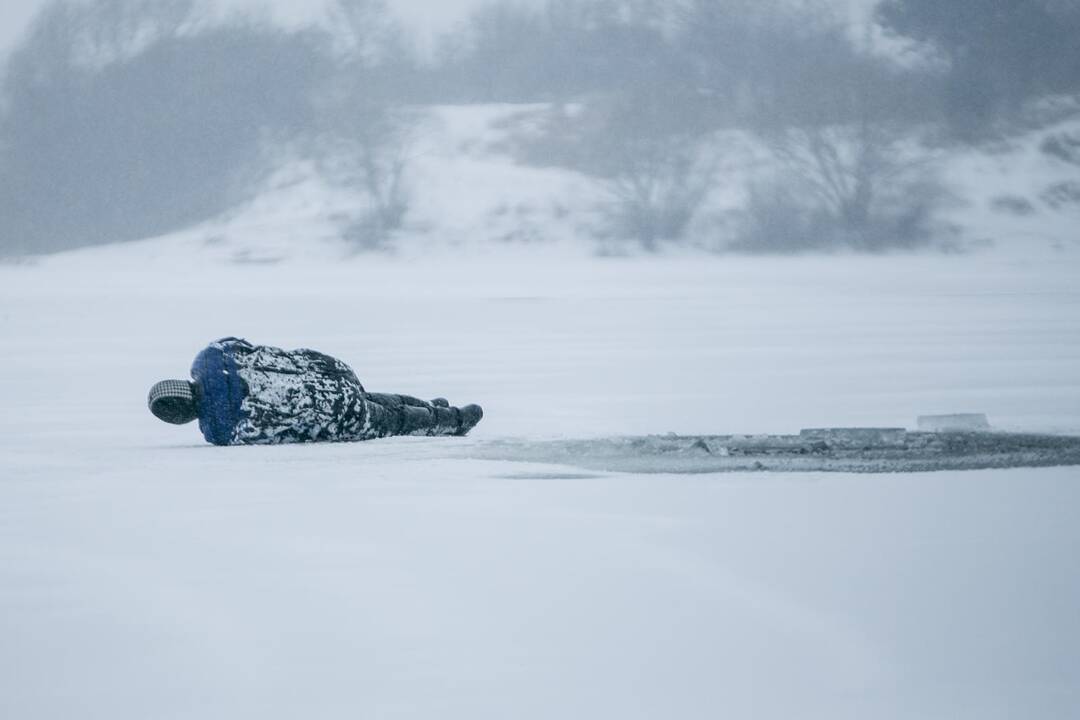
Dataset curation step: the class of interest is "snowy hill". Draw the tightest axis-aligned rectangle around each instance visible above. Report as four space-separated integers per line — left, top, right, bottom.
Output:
24 103 1075 265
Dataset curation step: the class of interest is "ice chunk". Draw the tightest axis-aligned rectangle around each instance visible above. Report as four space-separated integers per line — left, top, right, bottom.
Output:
799 428 907 448
916 414 991 432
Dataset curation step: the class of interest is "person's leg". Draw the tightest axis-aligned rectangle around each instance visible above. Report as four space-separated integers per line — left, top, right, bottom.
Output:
362 393 482 437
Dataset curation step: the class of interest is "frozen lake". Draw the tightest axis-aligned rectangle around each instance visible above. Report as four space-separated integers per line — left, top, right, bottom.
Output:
2 248 1079 718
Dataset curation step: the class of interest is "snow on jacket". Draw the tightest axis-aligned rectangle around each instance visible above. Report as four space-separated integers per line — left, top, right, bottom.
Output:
191 337 472 446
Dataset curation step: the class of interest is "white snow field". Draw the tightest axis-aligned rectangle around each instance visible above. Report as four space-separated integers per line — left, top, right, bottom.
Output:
2 245 1080 720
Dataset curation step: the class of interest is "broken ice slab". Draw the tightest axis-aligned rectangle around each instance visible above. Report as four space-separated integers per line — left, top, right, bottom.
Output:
799 428 907 448
916 413 991 432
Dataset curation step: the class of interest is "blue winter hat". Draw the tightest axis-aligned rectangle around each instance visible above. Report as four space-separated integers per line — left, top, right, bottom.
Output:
148 380 198 424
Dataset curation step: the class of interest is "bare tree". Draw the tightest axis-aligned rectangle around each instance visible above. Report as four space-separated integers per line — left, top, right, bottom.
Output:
768 123 886 239
599 131 719 252
312 0 422 251
497 89 718 252
727 15 949 253
315 101 420 250
747 116 947 252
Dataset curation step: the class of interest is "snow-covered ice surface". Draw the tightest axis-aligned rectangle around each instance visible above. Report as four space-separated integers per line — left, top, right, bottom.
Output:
3 245 1080 718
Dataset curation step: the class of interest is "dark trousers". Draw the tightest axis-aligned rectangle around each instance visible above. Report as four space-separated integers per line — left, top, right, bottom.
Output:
362 393 469 437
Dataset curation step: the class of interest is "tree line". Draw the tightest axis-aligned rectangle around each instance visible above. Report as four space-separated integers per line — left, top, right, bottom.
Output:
1 0 1077 256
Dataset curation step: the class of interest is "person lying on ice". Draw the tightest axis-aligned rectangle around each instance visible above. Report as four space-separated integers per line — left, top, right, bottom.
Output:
147 337 483 446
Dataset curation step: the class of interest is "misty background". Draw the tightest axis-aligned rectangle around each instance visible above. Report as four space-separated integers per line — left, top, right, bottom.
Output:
1 0 1078 257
